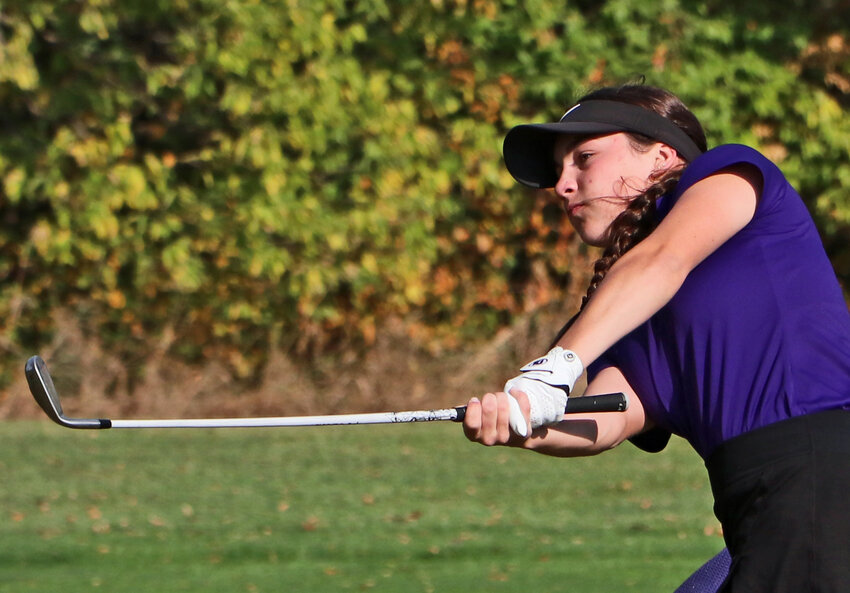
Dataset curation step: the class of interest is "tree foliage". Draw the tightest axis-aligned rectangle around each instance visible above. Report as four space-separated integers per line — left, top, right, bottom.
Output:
0 0 847 383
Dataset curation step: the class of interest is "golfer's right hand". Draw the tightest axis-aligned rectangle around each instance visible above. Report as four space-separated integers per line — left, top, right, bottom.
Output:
462 391 532 446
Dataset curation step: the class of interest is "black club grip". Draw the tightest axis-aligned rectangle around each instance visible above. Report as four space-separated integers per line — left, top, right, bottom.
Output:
453 392 628 422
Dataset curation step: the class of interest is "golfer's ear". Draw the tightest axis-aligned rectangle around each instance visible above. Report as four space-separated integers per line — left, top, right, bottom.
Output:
654 143 683 172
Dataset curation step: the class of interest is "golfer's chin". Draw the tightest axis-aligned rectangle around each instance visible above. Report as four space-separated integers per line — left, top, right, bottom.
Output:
570 219 610 248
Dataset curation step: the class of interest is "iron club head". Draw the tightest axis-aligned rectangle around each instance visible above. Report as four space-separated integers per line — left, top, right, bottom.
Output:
25 356 110 429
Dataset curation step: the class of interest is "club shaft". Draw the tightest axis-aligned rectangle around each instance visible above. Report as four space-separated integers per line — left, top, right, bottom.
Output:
109 409 460 429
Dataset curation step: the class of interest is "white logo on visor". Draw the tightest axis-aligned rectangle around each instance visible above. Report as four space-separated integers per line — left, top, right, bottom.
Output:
560 103 582 121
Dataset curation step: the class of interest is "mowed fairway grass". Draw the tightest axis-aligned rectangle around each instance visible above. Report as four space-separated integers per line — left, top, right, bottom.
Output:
0 420 724 593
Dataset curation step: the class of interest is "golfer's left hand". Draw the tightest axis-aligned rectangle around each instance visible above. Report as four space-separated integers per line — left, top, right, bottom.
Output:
504 347 584 436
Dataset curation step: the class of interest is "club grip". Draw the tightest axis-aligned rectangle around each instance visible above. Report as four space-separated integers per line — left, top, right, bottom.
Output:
565 392 629 413
453 392 628 422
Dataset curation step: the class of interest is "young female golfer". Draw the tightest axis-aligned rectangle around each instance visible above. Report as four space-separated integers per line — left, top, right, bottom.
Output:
462 84 850 592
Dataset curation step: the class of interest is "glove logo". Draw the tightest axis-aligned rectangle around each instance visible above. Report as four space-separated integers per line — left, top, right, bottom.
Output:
529 357 548 367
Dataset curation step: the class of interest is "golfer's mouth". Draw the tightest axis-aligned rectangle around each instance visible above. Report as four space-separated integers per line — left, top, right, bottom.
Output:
564 194 626 217
564 200 589 216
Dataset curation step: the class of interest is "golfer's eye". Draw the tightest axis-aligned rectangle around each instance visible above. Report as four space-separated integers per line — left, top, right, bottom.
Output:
576 151 593 164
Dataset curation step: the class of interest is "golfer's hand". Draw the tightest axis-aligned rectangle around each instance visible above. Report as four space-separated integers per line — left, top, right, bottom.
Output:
462 391 532 446
503 347 583 433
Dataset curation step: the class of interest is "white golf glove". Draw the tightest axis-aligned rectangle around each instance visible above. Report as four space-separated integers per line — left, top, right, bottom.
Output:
503 347 584 437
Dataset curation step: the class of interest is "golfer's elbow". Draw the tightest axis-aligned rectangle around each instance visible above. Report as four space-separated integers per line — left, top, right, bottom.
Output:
589 411 635 452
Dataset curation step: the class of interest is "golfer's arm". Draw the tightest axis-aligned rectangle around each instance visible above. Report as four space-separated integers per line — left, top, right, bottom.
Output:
558 166 761 365
522 366 650 457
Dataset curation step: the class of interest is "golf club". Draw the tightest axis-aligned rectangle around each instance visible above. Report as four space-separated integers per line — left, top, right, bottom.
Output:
25 355 628 430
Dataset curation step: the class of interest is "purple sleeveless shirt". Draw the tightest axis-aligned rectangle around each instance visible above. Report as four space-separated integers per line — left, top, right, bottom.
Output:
587 144 850 459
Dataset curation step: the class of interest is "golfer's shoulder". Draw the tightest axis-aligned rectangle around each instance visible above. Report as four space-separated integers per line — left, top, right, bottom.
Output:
678 144 775 189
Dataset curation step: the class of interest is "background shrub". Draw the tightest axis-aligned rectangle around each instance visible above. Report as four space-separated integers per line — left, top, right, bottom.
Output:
0 0 847 403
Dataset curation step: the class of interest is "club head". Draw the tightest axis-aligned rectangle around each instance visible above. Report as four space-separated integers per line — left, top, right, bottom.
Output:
25 356 110 429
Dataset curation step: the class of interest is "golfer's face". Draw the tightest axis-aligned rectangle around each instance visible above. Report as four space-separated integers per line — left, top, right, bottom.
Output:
552 133 662 247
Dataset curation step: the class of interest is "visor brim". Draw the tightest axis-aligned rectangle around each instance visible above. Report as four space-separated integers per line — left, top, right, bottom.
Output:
503 122 626 189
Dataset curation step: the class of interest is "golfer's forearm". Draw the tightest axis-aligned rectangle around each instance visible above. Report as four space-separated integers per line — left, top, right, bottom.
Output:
558 244 688 366
521 413 631 457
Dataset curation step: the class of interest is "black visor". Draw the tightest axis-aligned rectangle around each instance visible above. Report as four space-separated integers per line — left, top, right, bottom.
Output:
503 100 703 188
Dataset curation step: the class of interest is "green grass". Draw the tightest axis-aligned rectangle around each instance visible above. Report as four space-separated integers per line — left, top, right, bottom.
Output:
0 421 724 593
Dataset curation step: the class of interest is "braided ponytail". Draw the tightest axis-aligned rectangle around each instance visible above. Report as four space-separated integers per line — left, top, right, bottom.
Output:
580 171 681 309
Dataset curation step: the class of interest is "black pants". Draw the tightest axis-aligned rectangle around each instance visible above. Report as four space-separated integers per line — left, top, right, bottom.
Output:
705 409 850 593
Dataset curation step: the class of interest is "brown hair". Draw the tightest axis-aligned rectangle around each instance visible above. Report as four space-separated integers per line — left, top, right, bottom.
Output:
550 84 706 347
